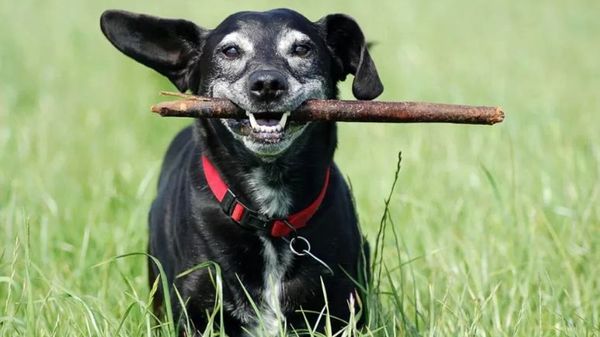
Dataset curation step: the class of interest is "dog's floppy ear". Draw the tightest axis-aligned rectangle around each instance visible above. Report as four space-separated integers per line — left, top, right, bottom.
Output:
100 10 206 92
317 14 383 100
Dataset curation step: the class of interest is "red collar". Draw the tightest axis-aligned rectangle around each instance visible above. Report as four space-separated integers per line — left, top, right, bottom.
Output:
201 155 330 237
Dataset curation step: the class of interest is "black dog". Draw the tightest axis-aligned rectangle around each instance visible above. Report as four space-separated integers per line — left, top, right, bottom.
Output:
100 8 383 336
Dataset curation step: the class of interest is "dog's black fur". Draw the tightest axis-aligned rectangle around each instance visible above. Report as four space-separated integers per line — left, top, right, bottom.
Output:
100 8 382 336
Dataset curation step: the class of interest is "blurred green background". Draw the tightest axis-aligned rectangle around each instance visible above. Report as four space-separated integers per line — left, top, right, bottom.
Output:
1 0 599 336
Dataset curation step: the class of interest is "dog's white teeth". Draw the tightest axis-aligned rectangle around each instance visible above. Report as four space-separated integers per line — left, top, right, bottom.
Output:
246 112 260 130
278 112 290 129
257 125 281 133
246 111 288 133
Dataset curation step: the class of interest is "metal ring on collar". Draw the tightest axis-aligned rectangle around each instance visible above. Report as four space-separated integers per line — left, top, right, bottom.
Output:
289 236 311 256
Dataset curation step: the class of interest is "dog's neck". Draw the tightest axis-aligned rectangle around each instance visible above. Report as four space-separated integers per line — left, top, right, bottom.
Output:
195 120 336 218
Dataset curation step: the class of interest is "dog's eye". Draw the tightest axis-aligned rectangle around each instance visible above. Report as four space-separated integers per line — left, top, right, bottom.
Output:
222 46 241 59
292 44 311 57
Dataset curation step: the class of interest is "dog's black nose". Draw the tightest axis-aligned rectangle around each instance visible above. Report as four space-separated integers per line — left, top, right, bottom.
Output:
248 70 288 101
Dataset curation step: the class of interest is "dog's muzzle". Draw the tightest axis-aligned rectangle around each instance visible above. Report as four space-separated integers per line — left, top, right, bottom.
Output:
217 70 312 157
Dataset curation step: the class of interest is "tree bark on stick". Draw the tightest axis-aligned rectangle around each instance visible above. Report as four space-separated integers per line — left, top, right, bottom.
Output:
151 92 504 125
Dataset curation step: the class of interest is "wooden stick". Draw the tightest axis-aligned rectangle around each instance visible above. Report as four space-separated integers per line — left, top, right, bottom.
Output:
151 91 504 125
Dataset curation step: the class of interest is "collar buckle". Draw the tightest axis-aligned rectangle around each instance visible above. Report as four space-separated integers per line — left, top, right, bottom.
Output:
238 209 273 232
219 189 238 215
220 189 274 232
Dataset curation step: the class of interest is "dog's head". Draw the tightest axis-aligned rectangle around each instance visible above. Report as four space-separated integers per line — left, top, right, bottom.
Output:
100 8 382 157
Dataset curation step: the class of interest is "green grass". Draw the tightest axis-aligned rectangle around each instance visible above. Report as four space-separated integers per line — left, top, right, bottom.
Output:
1 0 599 336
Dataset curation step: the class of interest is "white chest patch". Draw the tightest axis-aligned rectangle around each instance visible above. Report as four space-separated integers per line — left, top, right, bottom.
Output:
238 168 294 336
249 237 293 336
246 168 291 218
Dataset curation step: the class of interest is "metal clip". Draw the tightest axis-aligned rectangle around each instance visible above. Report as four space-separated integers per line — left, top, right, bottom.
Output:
286 235 334 275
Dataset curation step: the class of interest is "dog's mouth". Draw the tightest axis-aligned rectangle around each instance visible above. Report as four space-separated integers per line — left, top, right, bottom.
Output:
243 111 290 143
230 110 306 143
220 110 308 156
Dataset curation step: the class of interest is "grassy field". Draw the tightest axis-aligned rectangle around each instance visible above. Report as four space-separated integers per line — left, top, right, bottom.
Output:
1 0 599 336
